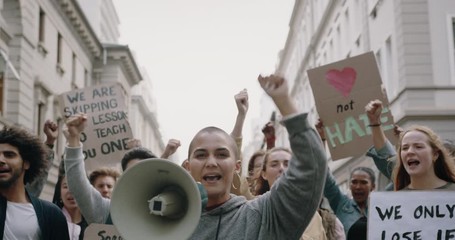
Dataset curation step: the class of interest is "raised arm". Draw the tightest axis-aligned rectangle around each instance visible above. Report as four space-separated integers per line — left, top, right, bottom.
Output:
257 74 327 239
26 120 58 197
365 99 388 149
63 113 111 224
230 89 248 146
313 118 351 213
365 99 397 179
262 122 276 150
161 139 181 159
229 89 255 199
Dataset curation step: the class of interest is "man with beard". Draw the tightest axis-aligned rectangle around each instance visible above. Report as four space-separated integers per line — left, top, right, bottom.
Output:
0 125 69 239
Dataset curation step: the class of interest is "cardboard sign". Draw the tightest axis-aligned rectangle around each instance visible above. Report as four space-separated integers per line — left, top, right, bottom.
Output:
84 223 123 240
368 191 455 240
307 52 396 160
59 83 133 171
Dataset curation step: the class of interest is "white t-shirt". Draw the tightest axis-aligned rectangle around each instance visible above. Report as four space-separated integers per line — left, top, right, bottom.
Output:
3 201 41 240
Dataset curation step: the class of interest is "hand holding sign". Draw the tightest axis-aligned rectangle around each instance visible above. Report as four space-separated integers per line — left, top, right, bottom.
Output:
393 125 404 138
315 119 326 143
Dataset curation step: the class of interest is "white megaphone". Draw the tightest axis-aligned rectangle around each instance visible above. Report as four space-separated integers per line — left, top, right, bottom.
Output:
110 158 205 240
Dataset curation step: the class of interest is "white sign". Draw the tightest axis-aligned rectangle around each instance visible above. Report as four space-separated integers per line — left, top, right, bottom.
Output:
84 223 123 240
368 191 455 240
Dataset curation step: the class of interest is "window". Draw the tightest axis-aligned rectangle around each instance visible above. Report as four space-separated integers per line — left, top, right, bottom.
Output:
37 9 47 55
56 33 64 75
34 86 49 137
71 53 76 83
38 9 45 43
57 33 62 64
36 102 44 136
84 68 90 86
385 37 394 96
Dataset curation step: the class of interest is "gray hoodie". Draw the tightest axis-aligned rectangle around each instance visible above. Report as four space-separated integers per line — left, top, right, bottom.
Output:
189 113 327 240
64 113 327 239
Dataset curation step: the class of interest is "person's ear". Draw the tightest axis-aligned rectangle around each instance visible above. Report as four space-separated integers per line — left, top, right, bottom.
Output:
261 171 267 180
432 150 440 163
23 160 30 170
181 159 189 171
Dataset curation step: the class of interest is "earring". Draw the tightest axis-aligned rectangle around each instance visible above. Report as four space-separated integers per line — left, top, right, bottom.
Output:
231 171 241 190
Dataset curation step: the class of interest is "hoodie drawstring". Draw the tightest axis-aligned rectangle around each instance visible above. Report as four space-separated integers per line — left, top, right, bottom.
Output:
215 208 223 240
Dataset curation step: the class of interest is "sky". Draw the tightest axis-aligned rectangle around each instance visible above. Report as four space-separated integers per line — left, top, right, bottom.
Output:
113 0 294 163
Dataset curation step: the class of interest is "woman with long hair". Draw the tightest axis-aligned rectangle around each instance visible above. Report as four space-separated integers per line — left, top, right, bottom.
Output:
53 162 88 240
365 99 455 190
393 125 455 190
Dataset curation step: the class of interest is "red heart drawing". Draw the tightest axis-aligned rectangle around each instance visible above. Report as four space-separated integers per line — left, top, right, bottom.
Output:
326 67 357 97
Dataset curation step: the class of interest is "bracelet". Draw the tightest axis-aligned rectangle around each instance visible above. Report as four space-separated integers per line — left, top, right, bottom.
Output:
368 123 381 127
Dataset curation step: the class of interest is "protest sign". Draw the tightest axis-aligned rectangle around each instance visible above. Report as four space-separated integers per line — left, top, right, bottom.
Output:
84 223 123 240
307 52 396 160
369 191 455 240
59 83 133 171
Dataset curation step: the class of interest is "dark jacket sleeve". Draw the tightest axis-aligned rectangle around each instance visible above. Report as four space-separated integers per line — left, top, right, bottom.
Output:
26 145 55 197
45 201 70 240
30 195 70 240
0 196 6 239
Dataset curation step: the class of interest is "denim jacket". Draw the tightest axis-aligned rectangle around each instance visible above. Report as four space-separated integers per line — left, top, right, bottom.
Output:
324 145 392 235
324 170 367 235
366 140 397 180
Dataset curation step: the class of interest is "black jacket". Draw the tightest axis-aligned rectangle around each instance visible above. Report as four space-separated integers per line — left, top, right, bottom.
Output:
0 191 70 240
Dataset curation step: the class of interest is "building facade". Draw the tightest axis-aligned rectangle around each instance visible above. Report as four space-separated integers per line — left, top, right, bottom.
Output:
0 0 165 200
251 0 455 191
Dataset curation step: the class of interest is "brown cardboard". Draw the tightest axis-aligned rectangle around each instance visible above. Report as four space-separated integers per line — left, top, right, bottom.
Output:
307 52 396 160
59 83 133 171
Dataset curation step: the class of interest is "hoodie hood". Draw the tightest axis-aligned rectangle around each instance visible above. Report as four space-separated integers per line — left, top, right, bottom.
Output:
203 194 247 216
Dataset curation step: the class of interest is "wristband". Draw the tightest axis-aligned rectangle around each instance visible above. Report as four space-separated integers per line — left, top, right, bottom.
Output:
368 123 381 127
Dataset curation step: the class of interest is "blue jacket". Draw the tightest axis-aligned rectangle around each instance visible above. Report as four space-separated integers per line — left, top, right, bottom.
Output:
0 191 70 240
366 140 397 180
324 170 367 235
324 146 392 235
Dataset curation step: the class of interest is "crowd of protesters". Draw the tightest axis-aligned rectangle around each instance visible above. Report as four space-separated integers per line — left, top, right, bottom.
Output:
0 74 453 240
